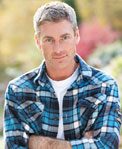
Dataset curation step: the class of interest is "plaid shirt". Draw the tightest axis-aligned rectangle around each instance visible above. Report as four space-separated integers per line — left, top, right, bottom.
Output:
4 54 121 149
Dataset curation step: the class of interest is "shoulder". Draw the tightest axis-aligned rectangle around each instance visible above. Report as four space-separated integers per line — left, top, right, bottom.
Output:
77 54 116 86
90 66 116 86
88 66 119 104
5 67 41 105
7 67 40 92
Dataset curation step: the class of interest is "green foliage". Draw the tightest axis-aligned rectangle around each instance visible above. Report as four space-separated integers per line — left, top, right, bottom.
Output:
110 56 122 109
111 56 122 77
61 0 81 24
0 0 45 79
88 40 122 68
88 40 122 111
75 0 122 31
0 0 62 81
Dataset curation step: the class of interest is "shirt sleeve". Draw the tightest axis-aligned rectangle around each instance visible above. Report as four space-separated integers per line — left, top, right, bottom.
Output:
70 82 121 149
4 84 31 149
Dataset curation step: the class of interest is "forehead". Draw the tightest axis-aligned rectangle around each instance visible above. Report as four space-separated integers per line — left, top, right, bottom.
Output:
38 20 74 38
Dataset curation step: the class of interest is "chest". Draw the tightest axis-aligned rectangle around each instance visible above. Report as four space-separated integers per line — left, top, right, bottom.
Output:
23 88 102 140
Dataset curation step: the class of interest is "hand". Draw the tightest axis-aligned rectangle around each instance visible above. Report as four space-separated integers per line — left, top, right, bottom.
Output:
83 130 94 138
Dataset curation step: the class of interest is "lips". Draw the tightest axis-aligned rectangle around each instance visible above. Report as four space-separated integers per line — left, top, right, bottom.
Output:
53 55 66 59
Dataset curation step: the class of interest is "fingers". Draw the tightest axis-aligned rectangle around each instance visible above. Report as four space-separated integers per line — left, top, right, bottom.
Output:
83 130 94 138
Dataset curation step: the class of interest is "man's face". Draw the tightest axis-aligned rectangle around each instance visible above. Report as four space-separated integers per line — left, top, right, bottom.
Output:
36 19 79 71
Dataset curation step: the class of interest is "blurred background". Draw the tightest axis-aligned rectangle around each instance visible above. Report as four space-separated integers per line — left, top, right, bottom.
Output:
0 0 122 148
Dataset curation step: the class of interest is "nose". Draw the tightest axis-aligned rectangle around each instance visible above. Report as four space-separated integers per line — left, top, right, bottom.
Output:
53 41 62 53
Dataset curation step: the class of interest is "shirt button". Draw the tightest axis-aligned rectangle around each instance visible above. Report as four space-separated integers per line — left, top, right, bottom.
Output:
53 117 58 120
83 77 88 81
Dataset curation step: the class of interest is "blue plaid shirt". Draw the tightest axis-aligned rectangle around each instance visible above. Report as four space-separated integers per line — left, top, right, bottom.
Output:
4 54 121 149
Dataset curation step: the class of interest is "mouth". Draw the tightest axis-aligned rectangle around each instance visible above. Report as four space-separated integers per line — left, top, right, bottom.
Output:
52 55 66 60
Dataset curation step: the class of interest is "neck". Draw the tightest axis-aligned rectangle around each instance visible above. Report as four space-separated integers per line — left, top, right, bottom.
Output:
46 62 78 81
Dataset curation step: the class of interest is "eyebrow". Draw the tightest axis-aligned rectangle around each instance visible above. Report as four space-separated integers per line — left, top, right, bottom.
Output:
43 33 72 40
60 33 72 38
43 36 53 40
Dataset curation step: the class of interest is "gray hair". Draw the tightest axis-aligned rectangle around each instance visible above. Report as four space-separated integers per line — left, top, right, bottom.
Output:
33 1 78 35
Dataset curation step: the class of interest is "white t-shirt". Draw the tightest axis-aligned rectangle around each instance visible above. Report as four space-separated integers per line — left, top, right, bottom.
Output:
47 67 79 140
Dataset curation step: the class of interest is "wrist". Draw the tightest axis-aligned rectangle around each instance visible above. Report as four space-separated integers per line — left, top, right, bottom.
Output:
50 138 71 149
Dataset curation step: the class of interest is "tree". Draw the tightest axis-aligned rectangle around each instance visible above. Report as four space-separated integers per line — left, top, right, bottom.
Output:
75 0 122 31
0 0 56 79
62 0 81 24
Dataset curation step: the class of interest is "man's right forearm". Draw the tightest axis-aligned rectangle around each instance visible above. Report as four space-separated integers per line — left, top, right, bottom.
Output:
29 135 71 149
29 131 94 149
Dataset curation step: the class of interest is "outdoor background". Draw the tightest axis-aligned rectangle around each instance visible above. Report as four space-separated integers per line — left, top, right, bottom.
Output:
0 0 122 148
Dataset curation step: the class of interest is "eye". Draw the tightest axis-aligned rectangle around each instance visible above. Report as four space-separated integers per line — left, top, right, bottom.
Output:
63 36 68 40
44 38 53 43
46 38 52 43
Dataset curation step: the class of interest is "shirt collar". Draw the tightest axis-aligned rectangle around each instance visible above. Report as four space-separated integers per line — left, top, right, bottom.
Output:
75 54 92 80
34 54 92 86
34 60 48 86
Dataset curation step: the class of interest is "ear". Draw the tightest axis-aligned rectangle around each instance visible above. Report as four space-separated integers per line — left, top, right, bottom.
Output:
75 28 80 44
35 34 42 49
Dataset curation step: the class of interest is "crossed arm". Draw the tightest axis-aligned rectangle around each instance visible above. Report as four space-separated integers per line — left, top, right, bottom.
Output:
29 131 93 149
4 82 121 148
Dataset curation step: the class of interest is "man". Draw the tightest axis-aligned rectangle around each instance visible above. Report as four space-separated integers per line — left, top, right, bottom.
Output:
4 1 121 149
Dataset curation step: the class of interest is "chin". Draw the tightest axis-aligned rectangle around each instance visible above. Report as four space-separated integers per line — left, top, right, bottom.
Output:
55 64 69 70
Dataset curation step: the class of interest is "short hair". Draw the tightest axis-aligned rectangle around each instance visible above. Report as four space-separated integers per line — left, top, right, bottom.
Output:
33 1 78 36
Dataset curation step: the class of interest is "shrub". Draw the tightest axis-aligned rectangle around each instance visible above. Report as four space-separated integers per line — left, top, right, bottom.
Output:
87 40 122 110
76 19 119 60
87 40 122 68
